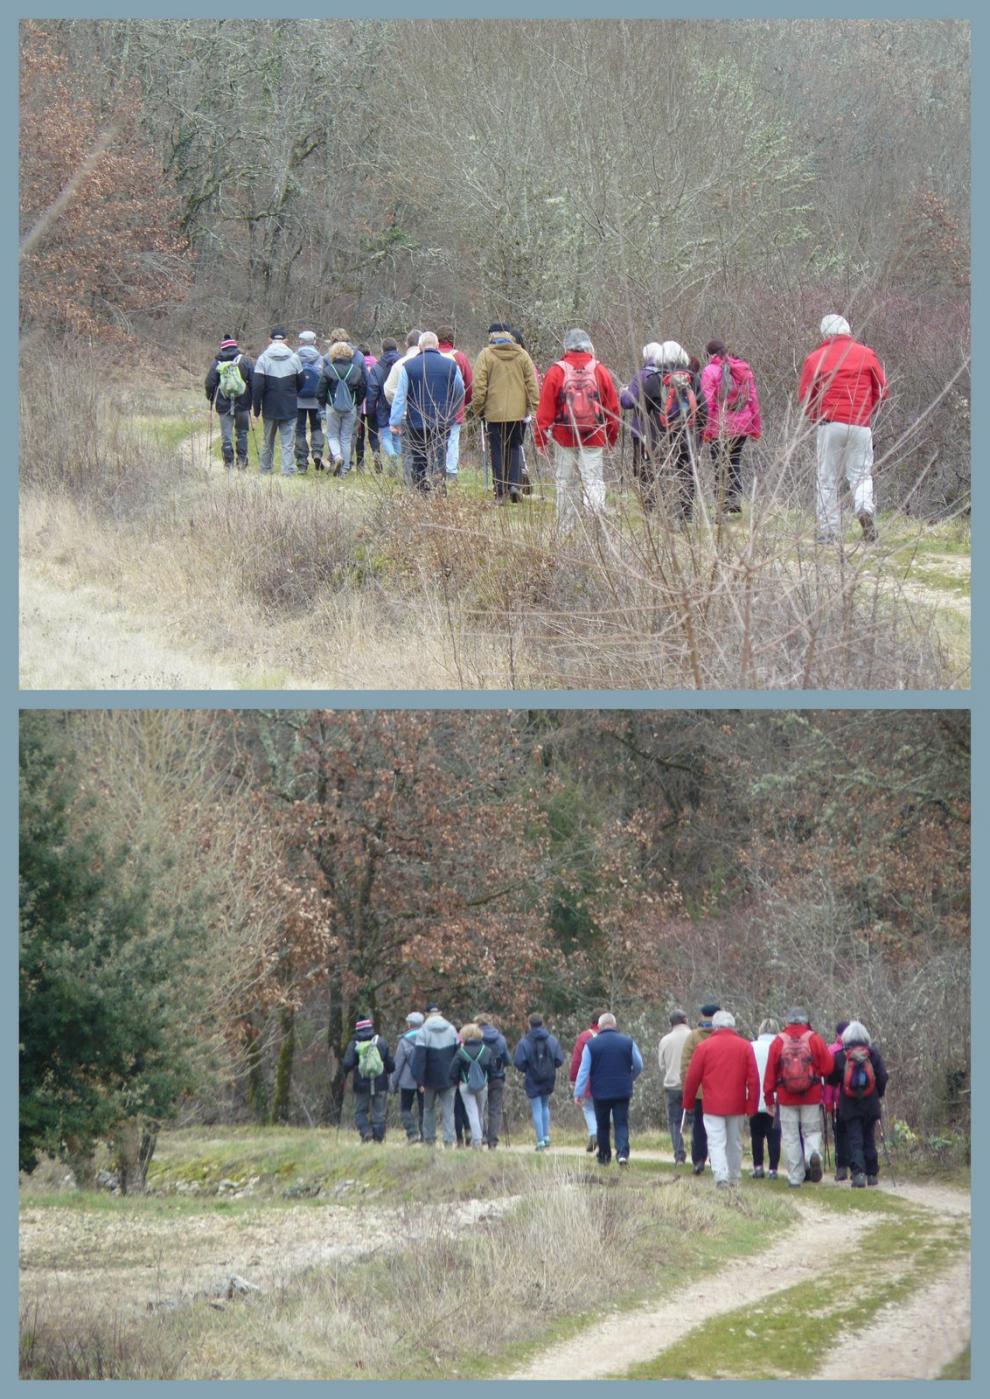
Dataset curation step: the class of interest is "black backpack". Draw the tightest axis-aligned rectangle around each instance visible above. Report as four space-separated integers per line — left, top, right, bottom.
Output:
529 1036 555 1089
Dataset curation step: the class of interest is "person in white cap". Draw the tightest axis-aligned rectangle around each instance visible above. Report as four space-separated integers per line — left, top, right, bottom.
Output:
798 314 888 544
390 1010 426 1143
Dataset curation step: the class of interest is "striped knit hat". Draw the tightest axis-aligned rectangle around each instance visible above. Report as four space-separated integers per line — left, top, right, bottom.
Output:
355 1018 373 1031
219 336 238 350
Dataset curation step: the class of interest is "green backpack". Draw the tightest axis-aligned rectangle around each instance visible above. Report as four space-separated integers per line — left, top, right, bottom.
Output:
356 1036 384 1080
217 356 247 402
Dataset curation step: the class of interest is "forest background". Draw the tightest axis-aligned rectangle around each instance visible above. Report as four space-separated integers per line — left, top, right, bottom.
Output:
20 708 970 1189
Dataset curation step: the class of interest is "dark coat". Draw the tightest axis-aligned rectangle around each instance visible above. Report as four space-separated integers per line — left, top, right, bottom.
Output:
513 1026 565 1099
252 342 304 421
402 348 464 430
449 1041 493 1088
341 1027 394 1096
638 363 708 447
365 350 401 430
584 1027 639 1101
206 347 254 415
481 1024 511 1081
828 1043 888 1122
322 355 367 411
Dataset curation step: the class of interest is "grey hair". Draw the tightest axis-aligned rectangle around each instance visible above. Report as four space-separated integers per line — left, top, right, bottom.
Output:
758 1018 780 1037
642 341 663 363
820 313 851 338
787 1007 810 1025
598 1011 617 1029
842 1020 872 1046
564 327 594 352
418 331 439 349
659 340 689 367
712 1009 736 1029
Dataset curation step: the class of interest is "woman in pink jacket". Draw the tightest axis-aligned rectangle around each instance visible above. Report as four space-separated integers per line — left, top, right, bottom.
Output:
700 339 762 515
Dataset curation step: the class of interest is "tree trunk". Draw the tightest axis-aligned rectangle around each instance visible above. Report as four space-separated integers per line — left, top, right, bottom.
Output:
271 1006 295 1123
113 1117 158 1195
245 1016 268 1122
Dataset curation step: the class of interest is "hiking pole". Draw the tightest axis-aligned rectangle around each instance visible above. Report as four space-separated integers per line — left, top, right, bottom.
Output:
480 420 489 495
207 402 215 468
820 1104 831 1170
878 1105 897 1187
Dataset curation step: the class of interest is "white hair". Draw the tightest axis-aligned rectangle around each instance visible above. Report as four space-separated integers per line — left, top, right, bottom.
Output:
712 1009 736 1029
642 341 663 363
598 1011 617 1029
418 331 439 350
820 314 851 339
659 340 689 367
842 1020 872 1046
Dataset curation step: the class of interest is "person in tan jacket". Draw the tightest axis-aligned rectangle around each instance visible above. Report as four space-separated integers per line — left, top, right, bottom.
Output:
680 1002 720 1174
469 323 540 503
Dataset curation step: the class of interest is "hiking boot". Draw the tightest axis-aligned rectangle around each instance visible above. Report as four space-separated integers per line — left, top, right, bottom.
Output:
835 1167 849 1182
617 1156 629 1168
716 1179 730 1190
405 1136 420 1146
867 1174 879 1186
597 1154 611 1166
851 1172 867 1188
788 1181 802 1188
314 459 325 472
236 459 248 470
751 1166 765 1179
692 1163 705 1175
675 1155 686 1166
768 1169 778 1179
808 1151 823 1183
858 511 879 542
535 1140 546 1152
332 458 344 476
586 1135 598 1154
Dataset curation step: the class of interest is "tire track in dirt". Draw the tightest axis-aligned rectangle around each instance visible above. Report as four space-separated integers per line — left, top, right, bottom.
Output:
501 1161 969 1382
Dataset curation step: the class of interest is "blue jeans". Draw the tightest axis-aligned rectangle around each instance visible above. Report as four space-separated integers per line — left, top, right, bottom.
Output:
529 1094 551 1143
446 421 461 475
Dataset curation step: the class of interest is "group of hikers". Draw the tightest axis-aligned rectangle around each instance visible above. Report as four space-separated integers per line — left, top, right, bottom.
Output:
206 312 887 542
340 1000 889 1188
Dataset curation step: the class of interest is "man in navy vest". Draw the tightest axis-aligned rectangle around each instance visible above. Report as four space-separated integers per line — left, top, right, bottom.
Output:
573 1011 644 1166
388 331 465 493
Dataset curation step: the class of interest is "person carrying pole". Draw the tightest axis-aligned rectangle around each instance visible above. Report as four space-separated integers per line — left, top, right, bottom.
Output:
826 1019 889 1187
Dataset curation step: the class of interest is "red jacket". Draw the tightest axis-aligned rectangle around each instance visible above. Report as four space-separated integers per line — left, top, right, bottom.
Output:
798 335 887 427
438 342 473 424
569 1025 598 1095
763 1024 834 1108
535 352 621 451
682 1028 760 1117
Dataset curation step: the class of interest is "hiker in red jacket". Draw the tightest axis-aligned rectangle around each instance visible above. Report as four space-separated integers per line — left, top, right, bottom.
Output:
535 328 620 533
682 1009 760 1188
798 314 888 545
569 1011 603 1153
763 1008 834 1188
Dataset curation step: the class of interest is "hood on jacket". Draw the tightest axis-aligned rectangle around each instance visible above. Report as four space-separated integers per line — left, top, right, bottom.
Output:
298 345 322 366
487 341 527 361
527 1025 551 1042
264 345 295 362
423 1014 454 1034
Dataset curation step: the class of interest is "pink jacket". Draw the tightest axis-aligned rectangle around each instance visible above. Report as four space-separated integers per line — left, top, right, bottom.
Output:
700 355 762 442
821 1038 844 1113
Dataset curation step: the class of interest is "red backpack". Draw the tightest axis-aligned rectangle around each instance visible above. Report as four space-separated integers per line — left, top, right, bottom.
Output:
555 359 605 439
643 368 699 432
842 1045 877 1099
778 1030 815 1095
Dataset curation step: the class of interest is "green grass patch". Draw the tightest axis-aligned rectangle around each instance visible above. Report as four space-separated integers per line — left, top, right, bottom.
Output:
938 1343 970 1379
621 1197 969 1379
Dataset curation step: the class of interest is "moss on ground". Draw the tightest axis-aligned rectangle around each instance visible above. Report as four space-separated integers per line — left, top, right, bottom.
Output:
938 1344 970 1379
621 1196 969 1380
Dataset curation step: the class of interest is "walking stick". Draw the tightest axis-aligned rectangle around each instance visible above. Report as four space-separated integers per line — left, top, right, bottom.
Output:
879 1104 897 1187
207 402 215 467
820 1103 831 1170
480 419 489 495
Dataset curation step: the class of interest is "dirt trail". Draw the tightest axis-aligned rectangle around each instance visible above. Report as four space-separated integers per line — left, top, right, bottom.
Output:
503 1171 969 1382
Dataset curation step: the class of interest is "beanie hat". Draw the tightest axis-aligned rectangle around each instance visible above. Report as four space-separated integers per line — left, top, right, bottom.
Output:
271 327 286 341
787 1007 810 1025
298 330 317 343
820 314 851 339
700 1002 721 1018
406 1011 425 1027
355 1017 373 1031
425 1002 441 1013
563 327 593 352
488 321 513 334
219 335 238 350
712 1010 736 1029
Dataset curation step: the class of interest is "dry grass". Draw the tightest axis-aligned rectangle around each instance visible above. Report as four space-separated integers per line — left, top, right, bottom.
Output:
19 351 968 690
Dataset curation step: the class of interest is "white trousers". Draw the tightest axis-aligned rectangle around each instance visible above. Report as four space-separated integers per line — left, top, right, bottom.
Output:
703 1113 744 1184
816 421 875 536
554 443 606 533
779 1103 822 1185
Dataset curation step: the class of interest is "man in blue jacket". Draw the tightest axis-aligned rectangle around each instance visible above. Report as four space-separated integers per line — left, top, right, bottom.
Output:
389 331 465 493
252 328 304 476
574 1011 644 1167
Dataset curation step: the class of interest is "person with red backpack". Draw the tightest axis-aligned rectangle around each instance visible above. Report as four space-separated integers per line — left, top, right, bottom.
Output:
634 341 707 522
826 1020 889 1187
534 328 621 532
763 1007 834 1187
700 339 762 516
